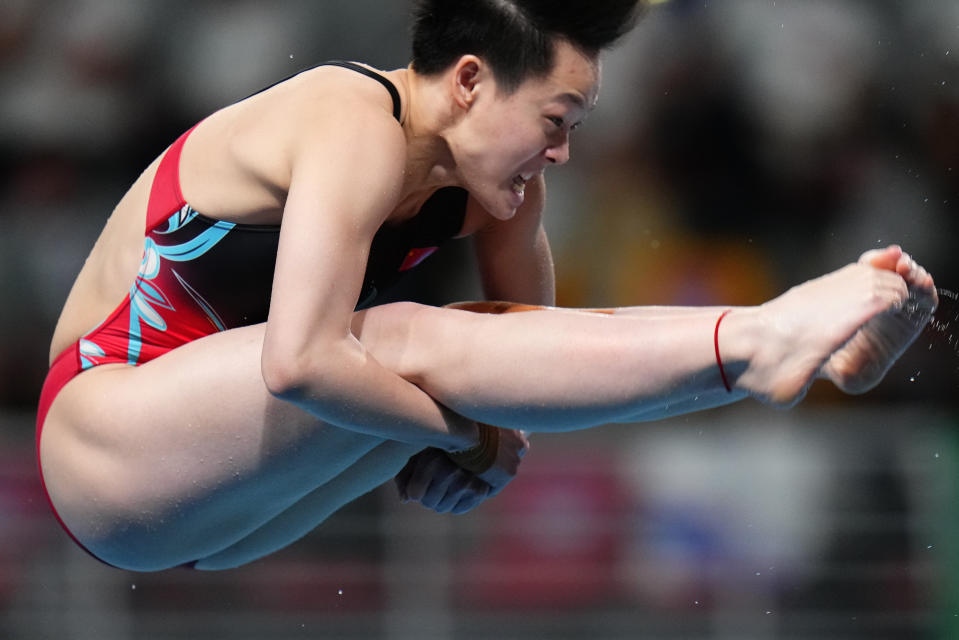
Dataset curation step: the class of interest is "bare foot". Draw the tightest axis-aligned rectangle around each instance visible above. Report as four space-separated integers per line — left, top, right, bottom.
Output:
821 246 938 394
740 260 910 406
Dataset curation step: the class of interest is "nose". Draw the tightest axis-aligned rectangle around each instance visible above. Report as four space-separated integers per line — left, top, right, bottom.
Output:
545 137 571 165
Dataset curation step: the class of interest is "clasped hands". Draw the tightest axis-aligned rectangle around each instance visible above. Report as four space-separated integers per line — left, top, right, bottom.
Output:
394 427 529 515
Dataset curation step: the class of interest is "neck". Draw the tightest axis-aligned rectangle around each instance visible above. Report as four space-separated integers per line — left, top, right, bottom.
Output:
395 66 462 199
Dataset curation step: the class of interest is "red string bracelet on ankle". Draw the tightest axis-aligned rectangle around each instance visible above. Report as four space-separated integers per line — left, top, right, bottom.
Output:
714 310 733 393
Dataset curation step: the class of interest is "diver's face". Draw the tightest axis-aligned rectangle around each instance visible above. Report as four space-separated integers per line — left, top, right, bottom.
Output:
455 41 600 220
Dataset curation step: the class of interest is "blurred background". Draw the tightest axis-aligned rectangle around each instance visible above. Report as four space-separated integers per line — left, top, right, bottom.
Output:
1 0 958 638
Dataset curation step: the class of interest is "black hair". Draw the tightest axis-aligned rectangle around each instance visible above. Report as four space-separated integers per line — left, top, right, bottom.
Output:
411 0 644 93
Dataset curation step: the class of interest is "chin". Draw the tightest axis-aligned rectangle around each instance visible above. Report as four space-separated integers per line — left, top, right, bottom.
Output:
491 208 516 221
490 203 519 221
473 189 519 221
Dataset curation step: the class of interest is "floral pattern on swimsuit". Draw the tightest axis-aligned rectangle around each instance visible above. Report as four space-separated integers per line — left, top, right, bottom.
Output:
79 204 245 370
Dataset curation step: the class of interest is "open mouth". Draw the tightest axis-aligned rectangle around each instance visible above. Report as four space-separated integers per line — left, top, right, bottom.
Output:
511 172 534 195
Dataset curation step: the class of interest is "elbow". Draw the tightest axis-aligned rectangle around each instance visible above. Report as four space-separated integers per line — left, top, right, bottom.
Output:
260 335 350 401
261 348 304 400
260 338 322 401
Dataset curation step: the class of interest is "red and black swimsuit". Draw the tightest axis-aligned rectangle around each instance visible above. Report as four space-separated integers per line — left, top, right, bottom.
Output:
36 61 467 563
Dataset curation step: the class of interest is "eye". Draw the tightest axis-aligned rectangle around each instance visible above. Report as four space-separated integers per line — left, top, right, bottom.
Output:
547 116 565 129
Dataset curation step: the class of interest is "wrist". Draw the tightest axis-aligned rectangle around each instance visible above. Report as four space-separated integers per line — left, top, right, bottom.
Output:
442 414 481 452
447 423 500 474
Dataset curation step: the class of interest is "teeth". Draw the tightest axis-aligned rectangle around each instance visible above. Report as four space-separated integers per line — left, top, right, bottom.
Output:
511 175 526 194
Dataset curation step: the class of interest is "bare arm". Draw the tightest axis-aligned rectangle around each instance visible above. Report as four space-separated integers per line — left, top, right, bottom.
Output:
472 174 555 305
261 99 478 452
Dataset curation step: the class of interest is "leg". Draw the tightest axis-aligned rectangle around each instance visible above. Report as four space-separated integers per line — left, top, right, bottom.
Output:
43 301 705 572
41 323 413 571
193 438 418 570
358 259 909 422
41 263 907 570
444 301 736 422
355 300 744 430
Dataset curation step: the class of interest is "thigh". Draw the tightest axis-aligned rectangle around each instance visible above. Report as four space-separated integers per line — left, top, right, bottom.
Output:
40 323 388 569
194 438 420 570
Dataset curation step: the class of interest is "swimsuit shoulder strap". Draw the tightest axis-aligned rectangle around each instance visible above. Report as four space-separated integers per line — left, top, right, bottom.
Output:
146 123 200 232
146 60 401 232
321 60 402 122
241 60 403 123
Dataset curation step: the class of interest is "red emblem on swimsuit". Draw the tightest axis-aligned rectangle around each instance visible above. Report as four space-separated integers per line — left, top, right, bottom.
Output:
399 247 438 271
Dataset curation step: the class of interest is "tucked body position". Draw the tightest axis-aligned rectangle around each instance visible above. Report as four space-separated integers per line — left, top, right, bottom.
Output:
36 0 937 571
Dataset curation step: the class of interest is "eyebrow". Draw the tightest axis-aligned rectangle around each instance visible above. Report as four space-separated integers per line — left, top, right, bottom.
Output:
558 91 595 112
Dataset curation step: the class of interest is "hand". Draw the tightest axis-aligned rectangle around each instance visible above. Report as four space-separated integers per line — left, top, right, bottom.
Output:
820 246 937 394
741 257 910 406
394 448 492 514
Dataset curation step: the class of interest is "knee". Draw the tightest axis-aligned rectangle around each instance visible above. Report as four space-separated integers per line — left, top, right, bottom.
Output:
354 301 464 384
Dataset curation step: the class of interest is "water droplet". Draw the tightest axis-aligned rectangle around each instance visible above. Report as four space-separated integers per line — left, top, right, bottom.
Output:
765 610 773 615
337 589 344 595
928 545 934 550
131 584 137 590
694 600 700 605
755 571 761 576
935 452 941 459
289 54 294 60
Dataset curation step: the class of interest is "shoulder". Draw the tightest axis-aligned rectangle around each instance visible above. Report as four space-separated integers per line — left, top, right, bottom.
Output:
268 66 408 197
238 65 406 170
286 67 403 143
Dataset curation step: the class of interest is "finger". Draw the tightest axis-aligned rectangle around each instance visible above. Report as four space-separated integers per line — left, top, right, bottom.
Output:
450 492 484 514
433 475 477 513
417 454 469 508
420 468 466 509
403 453 450 502
450 481 491 514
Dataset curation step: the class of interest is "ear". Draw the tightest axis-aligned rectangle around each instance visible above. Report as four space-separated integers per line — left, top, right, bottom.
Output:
450 55 483 110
